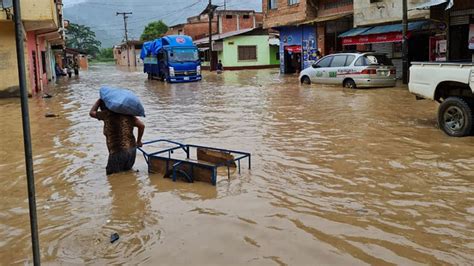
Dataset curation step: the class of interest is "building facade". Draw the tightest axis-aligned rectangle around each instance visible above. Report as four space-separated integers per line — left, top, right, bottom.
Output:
166 9 263 41
201 28 280 70
114 40 144 67
0 0 65 97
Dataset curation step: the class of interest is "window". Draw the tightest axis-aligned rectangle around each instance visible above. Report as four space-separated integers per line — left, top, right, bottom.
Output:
288 0 299 5
238 46 257 60
316 56 333 67
268 0 277 9
354 56 369 66
226 15 233 19
330 55 347 67
370 0 383 3
41 51 47 74
243 15 250 19
345 55 356 66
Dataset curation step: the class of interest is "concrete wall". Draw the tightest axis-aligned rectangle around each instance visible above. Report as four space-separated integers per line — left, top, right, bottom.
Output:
218 35 279 68
22 0 57 23
116 46 143 67
0 22 20 97
354 0 430 27
269 45 280 65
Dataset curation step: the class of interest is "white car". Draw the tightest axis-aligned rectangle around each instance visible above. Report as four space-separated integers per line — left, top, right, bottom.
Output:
299 52 397 88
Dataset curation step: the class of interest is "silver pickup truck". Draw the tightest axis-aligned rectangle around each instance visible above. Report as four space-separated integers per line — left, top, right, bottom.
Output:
409 62 474 137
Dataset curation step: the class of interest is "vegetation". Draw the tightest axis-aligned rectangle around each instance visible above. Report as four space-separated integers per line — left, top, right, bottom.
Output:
140 20 168 41
66 23 102 56
92 48 115 63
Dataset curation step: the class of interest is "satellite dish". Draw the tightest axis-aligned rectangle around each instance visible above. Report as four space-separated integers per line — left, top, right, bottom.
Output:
1 0 13 8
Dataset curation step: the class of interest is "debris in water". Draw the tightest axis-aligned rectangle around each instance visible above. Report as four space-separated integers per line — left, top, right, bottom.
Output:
110 233 119 243
45 113 58 118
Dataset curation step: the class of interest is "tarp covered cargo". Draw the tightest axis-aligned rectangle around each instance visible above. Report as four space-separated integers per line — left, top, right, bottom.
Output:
140 41 153 60
100 86 146 117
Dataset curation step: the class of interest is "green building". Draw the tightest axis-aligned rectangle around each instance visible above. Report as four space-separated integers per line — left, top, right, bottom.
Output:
196 28 280 70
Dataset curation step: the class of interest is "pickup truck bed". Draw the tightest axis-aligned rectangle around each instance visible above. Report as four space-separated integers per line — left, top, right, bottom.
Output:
409 62 474 137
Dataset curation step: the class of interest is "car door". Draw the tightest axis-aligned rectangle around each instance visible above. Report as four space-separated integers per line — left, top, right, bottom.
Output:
327 55 348 84
312 56 333 84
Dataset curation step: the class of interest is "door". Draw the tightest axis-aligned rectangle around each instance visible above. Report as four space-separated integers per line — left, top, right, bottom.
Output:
210 51 218 71
312 56 333 83
327 55 348 84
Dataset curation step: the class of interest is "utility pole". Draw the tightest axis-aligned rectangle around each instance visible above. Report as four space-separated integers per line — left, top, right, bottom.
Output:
224 0 226 10
116 11 132 67
402 0 408 84
208 0 213 71
12 0 41 265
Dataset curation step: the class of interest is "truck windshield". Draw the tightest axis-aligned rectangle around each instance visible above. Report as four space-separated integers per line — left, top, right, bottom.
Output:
168 48 199 62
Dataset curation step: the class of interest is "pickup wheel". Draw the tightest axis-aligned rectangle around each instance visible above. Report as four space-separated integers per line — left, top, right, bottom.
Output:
438 97 473 137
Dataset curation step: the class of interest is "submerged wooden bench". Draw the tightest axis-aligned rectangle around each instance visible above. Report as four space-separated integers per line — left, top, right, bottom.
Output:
139 140 251 186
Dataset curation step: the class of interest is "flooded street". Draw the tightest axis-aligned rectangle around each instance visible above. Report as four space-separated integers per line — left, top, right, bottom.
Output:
1 64 474 265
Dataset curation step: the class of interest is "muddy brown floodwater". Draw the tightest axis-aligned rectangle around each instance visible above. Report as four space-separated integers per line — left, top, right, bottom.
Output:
0 64 473 265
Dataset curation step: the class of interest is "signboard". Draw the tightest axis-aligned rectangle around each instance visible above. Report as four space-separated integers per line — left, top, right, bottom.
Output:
342 32 412 46
469 24 474 50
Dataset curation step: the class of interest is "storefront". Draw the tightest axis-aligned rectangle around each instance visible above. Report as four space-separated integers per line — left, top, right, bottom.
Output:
338 21 432 79
278 25 318 74
449 9 474 61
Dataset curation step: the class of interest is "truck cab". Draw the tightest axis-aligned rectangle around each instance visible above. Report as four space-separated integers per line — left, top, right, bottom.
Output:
142 35 202 83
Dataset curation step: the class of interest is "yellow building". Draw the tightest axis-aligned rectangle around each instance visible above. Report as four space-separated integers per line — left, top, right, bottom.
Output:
0 0 64 97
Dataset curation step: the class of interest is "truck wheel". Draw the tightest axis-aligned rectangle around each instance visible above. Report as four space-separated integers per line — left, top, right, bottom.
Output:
301 76 311 85
438 97 473 137
343 79 356 89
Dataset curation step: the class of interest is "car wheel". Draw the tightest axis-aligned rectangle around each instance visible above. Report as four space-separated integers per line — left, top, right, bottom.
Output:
343 79 356 89
438 97 473 137
301 76 311 85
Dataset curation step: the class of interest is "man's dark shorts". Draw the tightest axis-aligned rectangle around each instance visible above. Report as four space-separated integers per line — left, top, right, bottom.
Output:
106 147 136 175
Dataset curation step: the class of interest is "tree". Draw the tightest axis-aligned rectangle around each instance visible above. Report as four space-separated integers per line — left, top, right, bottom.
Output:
140 20 168 41
66 23 101 56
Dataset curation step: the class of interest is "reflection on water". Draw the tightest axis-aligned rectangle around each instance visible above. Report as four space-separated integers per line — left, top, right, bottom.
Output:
0 64 473 264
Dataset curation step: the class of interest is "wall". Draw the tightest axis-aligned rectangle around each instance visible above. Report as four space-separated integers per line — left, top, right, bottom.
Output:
218 35 278 68
184 21 218 41
269 45 280 65
354 0 430 27
317 0 353 17
0 22 20 97
263 0 315 28
22 0 58 29
279 25 318 72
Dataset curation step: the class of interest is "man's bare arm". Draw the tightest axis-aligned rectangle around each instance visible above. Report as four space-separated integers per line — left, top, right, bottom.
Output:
89 99 101 118
135 118 145 147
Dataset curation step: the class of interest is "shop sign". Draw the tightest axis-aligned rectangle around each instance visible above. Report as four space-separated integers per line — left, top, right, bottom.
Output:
342 32 412 45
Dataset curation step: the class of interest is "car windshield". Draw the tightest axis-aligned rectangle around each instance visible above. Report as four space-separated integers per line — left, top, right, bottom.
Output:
364 54 393 66
168 48 199 62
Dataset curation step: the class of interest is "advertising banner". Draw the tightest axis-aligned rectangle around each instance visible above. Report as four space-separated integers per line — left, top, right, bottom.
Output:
469 24 474 50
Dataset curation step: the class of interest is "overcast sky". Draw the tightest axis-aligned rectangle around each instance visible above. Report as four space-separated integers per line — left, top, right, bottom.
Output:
63 0 262 10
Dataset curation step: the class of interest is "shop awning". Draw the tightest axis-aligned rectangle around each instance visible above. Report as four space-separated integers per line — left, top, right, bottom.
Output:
410 0 453 10
339 21 431 46
284 45 301 53
338 27 372 38
304 12 353 24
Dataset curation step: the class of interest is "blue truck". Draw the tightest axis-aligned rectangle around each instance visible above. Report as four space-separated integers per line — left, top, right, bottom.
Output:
141 35 202 83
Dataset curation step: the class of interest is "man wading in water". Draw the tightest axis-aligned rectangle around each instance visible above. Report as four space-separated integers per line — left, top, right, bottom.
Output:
89 99 145 175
